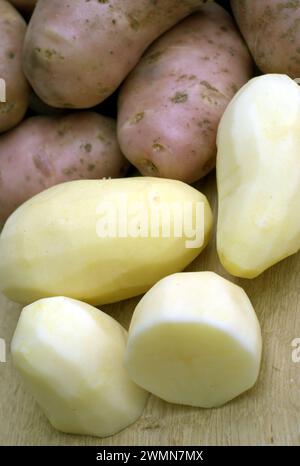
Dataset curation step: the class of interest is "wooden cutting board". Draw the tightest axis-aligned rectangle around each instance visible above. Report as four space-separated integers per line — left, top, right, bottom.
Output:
1 173 299 446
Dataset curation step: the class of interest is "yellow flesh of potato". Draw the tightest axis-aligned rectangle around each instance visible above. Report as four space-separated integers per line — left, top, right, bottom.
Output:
217 74 300 278
11 297 149 437
125 272 262 408
0 177 213 305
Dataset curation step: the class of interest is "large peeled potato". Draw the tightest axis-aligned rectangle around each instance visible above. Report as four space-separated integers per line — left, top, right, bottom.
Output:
11 297 149 437
217 74 300 279
0 178 213 305
118 3 252 183
23 0 209 109
126 272 262 408
0 112 128 227
231 0 300 78
0 0 29 133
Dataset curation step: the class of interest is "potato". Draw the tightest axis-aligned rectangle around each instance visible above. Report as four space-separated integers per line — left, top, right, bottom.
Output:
117 3 252 184
0 178 213 305
23 0 209 109
231 0 300 78
217 74 300 279
125 272 262 408
0 0 29 133
9 0 36 13
0 112 128 227
11 297 149 437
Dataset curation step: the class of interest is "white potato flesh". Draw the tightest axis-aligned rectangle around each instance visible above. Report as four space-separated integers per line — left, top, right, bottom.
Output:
217 74 300 278
126 272 262 408
11 297 149 437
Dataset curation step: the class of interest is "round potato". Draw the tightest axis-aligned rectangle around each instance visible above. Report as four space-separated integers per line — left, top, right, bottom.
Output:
23 0 209 109
231 0 300 78
0 112 128 226
0 0 29 133
118 3 253 184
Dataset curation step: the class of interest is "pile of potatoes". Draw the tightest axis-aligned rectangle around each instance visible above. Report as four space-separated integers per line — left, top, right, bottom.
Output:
1 0 300 439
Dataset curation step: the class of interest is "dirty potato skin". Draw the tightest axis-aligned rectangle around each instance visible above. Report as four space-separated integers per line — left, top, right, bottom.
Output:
117 3 253 184
0 0 29 134
231 0 300 78
23 0 209 109
0 112 128 226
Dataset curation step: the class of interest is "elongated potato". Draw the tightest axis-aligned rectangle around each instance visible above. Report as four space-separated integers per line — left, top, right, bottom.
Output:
0 178 213 305
126 272 262 408
23 0 209 109
217 74 300 278
231 0 300 78
118 3 252 184
0 112 128 227
12 297 149 437
0 0 29 133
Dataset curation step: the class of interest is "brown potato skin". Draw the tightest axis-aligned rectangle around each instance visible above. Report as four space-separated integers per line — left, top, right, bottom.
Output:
117 3 253 184
23 0 209 109
0 112 129 226
0 0 29 133
231 0 300 78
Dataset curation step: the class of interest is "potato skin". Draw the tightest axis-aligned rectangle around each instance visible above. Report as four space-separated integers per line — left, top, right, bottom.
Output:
0 178 213 305
23 0 209 109
117 4 253 184
0 112 128 226
231 0 300 78
0 0 29 133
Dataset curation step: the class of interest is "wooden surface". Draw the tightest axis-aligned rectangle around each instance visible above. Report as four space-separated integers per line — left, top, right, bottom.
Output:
0 172 300 446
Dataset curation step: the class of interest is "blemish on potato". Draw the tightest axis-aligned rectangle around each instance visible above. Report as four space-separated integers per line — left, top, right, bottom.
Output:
127 14 140 31
139 159 159 176
6 51 15 59
130 112 144 124
152 143 165 152
147 51 163 64
200 81 219 93
88 164 96 172
171 92 188 103
97 133 106 142
84 143 92 153
0 102 15 114
33 154 52 178
63 167 77 176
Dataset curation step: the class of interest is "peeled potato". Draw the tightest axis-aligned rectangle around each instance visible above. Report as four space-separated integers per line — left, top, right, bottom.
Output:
126 272 262 408
217 74 300 278
11 297 149 437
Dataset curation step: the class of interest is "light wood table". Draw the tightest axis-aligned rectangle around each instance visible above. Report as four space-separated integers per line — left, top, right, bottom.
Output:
1 173 299 446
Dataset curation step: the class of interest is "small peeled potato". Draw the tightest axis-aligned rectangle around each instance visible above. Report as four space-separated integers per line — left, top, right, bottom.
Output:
11 297 149 437
126 272 262 408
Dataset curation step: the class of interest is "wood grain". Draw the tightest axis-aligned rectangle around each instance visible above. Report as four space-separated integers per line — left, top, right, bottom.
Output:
0 172 300 446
